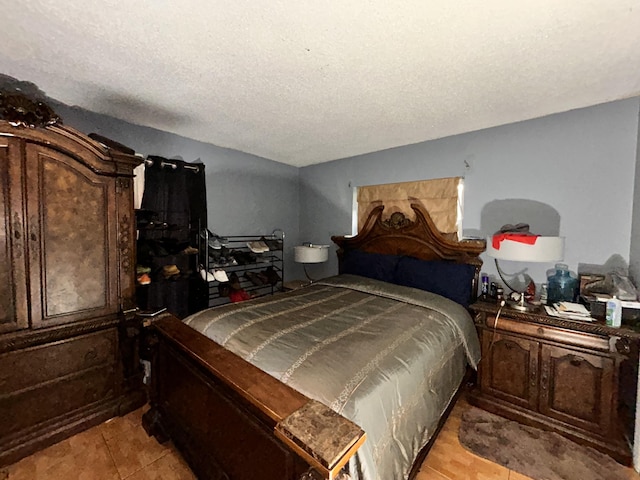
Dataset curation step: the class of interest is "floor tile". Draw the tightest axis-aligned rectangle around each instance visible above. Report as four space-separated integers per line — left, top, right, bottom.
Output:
100 405 149 442
123 449 196 480
103 415 170 479
415 466 452 479
6 426 119 480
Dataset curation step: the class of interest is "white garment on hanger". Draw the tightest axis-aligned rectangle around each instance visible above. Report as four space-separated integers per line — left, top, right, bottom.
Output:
133 162 145 210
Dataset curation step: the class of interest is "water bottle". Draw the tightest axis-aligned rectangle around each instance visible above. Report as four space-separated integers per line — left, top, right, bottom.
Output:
606 297 622 327
546 263 578 304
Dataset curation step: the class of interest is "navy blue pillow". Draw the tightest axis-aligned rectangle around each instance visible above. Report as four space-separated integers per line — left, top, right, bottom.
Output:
341 250 402 284
395 256 476 307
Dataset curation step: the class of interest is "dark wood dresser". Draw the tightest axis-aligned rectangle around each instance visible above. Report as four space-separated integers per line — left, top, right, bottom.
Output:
0 93 145 466
469 300 639 465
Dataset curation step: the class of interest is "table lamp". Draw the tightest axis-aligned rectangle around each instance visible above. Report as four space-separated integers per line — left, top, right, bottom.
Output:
294 243 329 283
487 233 564 311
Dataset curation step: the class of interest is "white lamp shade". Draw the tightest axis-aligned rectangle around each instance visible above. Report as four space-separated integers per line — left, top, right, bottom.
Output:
487 236 564 263
294 245 329 264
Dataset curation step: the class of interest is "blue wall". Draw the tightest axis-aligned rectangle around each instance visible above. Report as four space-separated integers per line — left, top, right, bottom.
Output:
300 98 640 286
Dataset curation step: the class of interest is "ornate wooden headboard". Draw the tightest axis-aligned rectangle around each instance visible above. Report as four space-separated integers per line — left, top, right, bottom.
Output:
331 204 486 300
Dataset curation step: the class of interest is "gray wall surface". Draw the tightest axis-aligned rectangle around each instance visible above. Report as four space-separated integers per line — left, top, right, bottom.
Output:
54 103 303 280
300 98 640 288
631 104 640 286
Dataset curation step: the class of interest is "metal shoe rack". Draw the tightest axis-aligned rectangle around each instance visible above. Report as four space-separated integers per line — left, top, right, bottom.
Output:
199 229 285 308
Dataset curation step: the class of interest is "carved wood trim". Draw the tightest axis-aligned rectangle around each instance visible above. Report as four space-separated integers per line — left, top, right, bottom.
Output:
119 214 133 274
0 91 61 128
115 177 131 195
470 301 640 342
380 211 413 229
0 316 120 354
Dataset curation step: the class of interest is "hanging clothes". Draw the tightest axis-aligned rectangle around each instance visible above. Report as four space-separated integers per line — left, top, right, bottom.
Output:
136 156 207 319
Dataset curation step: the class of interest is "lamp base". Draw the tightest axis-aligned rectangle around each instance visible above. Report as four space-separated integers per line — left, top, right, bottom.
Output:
506 299 540 313
303 264 316 283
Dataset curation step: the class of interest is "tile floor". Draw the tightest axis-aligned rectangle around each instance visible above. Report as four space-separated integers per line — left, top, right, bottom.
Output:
3 396 639 480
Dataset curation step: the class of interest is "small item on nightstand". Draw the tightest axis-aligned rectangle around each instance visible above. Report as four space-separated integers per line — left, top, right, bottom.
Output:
481 273 489 298
540 283 548 304
524 279 536 301
606 297 622 327
547 263 578 304
496 286 504 302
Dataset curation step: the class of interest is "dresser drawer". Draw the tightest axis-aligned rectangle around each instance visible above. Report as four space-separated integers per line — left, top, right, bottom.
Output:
0 329 117 395
0 364 116 439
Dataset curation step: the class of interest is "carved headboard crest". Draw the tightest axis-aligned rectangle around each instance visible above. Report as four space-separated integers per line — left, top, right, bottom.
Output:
0 91 61 128
381 212 413 229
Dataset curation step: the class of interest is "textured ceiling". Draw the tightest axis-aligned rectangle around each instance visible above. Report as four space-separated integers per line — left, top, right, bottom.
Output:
2 1 640 167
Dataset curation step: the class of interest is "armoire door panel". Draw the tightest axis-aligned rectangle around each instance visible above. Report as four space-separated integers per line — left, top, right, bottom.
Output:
25 144 118 327
0 138 28 333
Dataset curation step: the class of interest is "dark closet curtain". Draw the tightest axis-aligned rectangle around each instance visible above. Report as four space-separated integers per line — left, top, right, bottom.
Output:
137 156 207 318
141 155 207 237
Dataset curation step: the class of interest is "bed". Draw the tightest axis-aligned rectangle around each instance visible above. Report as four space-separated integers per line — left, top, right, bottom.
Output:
142 204 486 480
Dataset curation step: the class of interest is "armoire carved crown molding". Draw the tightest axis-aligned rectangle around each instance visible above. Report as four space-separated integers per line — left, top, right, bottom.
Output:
0 91 61 128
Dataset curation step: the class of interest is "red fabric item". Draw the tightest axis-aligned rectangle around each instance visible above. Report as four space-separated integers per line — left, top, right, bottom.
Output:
492 233 539 250
229 289 251 303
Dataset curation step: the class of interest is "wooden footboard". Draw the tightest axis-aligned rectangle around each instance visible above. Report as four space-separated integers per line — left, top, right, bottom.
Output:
142 314 365 480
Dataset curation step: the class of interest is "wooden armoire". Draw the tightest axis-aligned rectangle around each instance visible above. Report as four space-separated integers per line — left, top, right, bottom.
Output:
0 92 145 466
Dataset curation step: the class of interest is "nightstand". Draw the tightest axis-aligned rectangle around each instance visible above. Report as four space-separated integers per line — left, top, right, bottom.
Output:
468 300 640 465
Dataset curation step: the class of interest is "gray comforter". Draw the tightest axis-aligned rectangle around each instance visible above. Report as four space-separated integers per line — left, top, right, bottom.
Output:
184 274 481 480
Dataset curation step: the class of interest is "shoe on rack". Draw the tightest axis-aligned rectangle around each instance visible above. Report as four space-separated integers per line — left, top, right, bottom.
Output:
200 229 221 249
218 282 230 297
137 273 151 285
231 250 252 265
213 269 229 283
255 271 269 284
199 266 215 282
247 241 268 254
261 236 283 251
162 264 180 279
228 272 242 290
263 266 282 286
244 271 265 286
209 237 222 249
217 236 229 247
182 246 199 255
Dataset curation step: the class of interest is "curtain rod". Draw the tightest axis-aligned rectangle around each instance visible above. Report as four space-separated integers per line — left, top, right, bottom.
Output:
144 158 200 172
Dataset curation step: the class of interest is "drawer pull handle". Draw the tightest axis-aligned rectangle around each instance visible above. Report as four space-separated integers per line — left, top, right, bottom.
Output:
84 349 98 362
